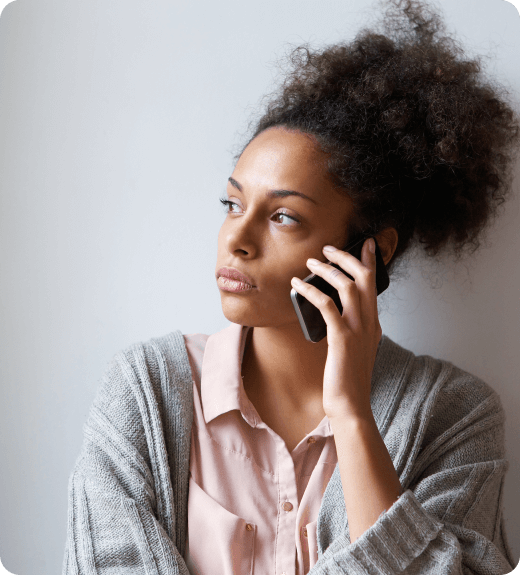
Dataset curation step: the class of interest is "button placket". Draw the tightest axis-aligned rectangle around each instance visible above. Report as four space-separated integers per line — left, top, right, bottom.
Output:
275 435 298 575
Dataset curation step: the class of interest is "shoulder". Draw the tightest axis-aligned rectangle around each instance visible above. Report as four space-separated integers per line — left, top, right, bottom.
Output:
376 335 506 454
97 329 188 391
88 330 191 441
378 334 504 413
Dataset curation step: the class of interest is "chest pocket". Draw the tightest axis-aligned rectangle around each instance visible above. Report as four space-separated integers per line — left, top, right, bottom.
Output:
185 475 257 575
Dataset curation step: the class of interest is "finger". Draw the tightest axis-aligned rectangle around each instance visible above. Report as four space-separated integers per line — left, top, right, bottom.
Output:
303 258 362 331
290 274 348 338
322 240 378 326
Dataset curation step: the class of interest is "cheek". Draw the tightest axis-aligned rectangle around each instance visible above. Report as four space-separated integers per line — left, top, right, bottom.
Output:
268 257 307 286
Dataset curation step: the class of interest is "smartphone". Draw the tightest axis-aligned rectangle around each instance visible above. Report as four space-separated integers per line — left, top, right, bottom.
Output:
290 235 390 343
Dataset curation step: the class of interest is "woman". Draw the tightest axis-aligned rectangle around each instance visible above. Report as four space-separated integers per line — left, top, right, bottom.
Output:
62 1 520 573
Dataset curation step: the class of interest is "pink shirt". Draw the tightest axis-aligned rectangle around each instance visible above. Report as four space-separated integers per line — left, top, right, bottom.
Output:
183 322 338 575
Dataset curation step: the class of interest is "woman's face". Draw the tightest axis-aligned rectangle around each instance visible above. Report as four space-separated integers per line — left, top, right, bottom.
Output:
215 126 354 330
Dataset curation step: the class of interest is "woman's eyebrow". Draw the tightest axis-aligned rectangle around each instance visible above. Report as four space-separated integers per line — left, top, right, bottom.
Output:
228 176 317 205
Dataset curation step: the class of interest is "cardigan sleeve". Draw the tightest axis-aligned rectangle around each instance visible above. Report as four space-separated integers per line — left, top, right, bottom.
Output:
309 374 516 575
62 348 191 575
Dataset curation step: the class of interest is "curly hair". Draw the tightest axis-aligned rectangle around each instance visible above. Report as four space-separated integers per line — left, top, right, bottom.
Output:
232 0 520 277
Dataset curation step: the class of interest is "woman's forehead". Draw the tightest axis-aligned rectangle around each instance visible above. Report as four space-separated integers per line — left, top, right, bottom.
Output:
236 128 331 181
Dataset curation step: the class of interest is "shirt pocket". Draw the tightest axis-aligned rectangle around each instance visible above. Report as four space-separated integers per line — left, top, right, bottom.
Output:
306 518 319 570
185 475 257 575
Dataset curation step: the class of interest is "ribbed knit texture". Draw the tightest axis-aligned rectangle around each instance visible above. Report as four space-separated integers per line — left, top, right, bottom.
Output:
62 331 517 574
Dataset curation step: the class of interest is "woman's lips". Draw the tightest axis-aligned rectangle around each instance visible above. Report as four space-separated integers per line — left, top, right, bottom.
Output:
217 276 256 292
216 267 257 292
217 267 255 286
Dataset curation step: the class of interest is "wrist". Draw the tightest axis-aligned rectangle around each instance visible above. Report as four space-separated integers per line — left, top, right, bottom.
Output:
326 402 374 425
327 410 377 430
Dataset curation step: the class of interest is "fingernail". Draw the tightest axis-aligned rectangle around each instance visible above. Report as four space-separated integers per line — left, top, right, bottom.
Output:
368 238 376 253
323 245 337 252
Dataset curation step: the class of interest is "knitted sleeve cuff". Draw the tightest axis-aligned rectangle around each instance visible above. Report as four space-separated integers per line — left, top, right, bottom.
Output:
320 489 447 574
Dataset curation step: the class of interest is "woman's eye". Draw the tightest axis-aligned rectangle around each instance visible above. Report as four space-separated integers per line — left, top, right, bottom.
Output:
219 197 300 226
272 212 299 225
220 199 240 213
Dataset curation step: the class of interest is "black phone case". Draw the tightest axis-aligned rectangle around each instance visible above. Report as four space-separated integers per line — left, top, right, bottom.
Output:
290 236 390 343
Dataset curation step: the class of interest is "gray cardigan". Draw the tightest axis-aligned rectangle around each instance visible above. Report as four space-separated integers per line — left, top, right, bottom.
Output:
62 331 517 574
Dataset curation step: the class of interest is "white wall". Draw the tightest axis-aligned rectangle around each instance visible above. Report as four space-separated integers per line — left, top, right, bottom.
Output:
0 0 519 573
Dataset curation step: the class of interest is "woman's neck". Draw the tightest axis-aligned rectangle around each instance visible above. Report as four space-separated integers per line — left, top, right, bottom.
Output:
241 325 329 413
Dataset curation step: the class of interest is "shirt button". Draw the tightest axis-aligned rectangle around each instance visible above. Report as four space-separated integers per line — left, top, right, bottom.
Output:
307 436 316 443
282 501 293 512
245 523 253 531
303 527 308 537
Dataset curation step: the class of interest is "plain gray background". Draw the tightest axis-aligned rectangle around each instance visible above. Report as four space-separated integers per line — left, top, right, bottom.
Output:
0 0 519 573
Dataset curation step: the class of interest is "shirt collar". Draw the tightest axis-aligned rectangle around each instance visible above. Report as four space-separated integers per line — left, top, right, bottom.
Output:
200 322 363 437
200 322 256 426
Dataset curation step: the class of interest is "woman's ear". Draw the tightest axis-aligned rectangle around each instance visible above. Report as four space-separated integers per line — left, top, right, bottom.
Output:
375 228 399 266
